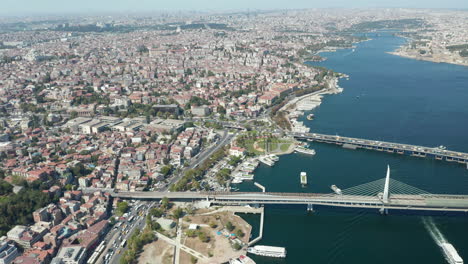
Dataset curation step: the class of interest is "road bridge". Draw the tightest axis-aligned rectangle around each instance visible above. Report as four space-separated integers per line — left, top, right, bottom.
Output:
111 166 468 213
292 132 468 166
111 191 468 212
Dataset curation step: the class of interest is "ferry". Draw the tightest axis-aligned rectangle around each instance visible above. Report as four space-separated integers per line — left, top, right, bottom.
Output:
300 172 307 186
247 245 286 258
295 146 316 155
441 243 463 264
229 255 256 264
331 185 342 195
306 114 315 120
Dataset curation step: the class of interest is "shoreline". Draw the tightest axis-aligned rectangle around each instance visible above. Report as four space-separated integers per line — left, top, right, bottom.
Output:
280 75 345 133
387 50 468 67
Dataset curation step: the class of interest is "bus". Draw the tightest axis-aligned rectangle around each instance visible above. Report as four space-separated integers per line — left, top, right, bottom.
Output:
120 239 127 248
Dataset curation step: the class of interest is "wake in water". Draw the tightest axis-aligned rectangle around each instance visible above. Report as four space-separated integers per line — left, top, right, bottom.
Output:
422 217 451 263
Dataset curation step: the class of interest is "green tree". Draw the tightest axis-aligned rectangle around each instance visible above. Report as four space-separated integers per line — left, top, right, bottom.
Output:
226 221 235 232
173 208 184 219
116 201 129 216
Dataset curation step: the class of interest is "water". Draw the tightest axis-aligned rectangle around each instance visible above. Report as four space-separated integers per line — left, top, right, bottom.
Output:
237 33 468 263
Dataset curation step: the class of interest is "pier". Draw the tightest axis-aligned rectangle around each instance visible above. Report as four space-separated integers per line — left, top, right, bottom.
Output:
292 132 468 166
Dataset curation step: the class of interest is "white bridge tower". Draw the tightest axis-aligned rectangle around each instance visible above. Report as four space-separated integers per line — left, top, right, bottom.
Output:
382 165 391 203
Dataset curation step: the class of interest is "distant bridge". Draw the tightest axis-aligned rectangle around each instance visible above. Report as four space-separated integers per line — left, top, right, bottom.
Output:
292 132 468 166
111 167 468 213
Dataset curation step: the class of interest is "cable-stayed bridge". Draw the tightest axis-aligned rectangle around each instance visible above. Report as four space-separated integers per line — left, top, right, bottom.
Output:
111 167 468 213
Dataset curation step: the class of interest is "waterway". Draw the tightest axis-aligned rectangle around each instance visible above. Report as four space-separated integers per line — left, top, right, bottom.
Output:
237 32 468 263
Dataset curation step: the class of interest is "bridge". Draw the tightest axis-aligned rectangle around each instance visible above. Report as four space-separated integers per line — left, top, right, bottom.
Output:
292 132 468 166
111 167 468 213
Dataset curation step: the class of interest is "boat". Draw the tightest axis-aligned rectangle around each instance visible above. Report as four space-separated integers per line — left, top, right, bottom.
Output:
247 245 286 258
331 185 342 195
268 154 279 162
300 172 307 186
231 178 243 184
306 114 315 120
438 145 447 150
295 146 316 155
441 243 463 264
230 255 256 264
259 156 275 166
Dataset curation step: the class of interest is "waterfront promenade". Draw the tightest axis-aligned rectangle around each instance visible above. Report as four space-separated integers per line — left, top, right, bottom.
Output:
292 132 468 165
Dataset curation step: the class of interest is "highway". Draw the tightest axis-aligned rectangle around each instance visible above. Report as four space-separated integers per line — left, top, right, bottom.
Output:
162 130 235 191
98 201 153 264
111 191 468 212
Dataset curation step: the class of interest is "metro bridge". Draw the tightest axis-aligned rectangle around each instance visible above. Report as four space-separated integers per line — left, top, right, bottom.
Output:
291 132 468 166
111 167 468 213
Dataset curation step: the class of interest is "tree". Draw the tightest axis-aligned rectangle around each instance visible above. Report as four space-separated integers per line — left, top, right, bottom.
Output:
116 201 129 216
209 222 217 229
233 243 242 250
236 229 245 238
198 231 210 243
70 111 78 119
150 208 163 217
191 256 198 264
161 197 170 210
173 208 184 219
226 221 235 232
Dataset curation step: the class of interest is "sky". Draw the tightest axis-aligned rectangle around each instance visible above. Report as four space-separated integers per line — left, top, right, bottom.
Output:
1 0 468 15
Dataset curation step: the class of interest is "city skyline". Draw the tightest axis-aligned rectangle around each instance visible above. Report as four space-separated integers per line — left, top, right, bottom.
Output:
2 0 468 15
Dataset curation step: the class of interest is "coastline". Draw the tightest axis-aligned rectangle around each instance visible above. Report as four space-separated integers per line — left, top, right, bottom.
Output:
280 75 345 133
388 50 468 67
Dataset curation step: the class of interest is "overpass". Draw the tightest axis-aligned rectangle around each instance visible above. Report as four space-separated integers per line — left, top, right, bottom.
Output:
292 132 468 166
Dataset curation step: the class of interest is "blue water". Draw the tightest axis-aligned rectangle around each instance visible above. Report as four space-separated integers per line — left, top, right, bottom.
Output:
238 33 468 264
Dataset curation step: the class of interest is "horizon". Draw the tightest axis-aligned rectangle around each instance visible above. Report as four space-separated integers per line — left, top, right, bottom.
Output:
2 0 468 16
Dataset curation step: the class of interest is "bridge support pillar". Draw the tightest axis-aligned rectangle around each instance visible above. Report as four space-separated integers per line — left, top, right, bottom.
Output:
379 207 388 215
307 204 314 212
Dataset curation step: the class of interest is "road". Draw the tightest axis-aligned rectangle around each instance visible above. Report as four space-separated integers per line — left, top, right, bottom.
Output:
98 201 153 264
162 130 235 191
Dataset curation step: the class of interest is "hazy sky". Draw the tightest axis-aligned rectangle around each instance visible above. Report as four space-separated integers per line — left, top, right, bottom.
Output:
2 0 468 15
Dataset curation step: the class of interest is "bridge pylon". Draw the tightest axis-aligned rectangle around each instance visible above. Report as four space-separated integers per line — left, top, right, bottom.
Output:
382 165 390 203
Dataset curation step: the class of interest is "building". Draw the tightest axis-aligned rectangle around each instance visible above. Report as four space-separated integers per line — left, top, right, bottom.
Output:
152 104 181 115
191 105 211 117
50 246 86 264
0 241 19 264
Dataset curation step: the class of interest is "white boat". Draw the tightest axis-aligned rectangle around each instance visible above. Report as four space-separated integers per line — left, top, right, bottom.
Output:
268 154 279 162
259 156 275 166
295 146 316 155
230 255 256 264
331 185 342 195
247 245 286 258
306 114 315 120
300 172 307 186
441 243 463 264
231 178 243 184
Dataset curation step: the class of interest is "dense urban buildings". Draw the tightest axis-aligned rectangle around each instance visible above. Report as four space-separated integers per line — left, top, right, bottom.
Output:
0 7 467 264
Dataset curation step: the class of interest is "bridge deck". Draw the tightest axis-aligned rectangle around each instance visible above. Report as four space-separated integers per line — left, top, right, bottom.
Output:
293 132 468 163
111 191 468 212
